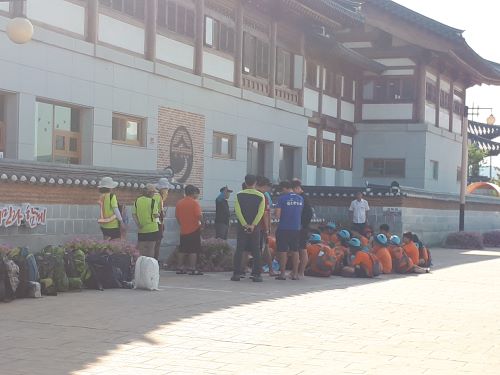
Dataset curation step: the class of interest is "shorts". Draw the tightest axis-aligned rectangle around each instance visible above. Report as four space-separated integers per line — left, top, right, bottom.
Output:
299 227 310 249
236 226 260 254
101 227 121 240
138 231 160 242
276 229 300 252
179 229 201 254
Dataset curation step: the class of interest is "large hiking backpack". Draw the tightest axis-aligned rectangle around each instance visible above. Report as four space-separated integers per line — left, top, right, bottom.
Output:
0 255 19 301
63 250 84 290
41 246 69 292
134 256 159 291
419 245 432 268
9 247 40 298
306 244 336 277
85 253 124 290
110 253 133 282
35 252 58 296
369 253 382 277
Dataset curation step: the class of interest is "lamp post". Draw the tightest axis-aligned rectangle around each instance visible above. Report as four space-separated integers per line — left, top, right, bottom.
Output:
469 105 495 178
4 0 33 44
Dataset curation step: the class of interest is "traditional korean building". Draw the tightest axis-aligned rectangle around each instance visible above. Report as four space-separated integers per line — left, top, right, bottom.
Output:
0 0 500 248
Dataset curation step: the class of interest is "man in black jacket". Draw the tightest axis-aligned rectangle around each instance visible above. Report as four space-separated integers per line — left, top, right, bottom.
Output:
215 186 232 240
292 179 313 278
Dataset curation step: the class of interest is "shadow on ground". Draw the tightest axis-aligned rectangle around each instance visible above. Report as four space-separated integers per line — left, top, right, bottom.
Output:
1 247 499 375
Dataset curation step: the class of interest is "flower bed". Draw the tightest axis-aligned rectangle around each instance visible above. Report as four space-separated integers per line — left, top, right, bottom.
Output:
64 238 139 258
444 232 484 250
482 231 500 247
167 238 234 272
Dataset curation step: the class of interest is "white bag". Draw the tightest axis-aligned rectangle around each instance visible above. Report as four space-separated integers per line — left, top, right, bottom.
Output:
28 281 42 298
134 256 160 291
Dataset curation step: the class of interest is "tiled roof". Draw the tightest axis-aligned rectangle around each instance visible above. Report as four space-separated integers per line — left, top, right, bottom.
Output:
365 0 464 41
292 0 364 25
0 160 183 190
468 134 500 157
468 121 500 141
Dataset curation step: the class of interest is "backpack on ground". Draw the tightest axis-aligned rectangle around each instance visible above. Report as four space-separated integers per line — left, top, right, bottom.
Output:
134 256 159 291
9 247 40 298
110 253 133 282
63 250 84 290
419 246 432 268
41 246 69 292
35 252 58 296
365 253 381 277
391 246 414 274
0 255 19 302
85 253 124 290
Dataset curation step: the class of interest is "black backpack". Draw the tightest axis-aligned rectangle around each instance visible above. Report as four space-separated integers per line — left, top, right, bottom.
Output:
85 253 124 290
110 253 133 282
0 255 17 302
35 253 58 296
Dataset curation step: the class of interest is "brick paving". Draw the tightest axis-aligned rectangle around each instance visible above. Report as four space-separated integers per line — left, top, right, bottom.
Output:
2 248 500 375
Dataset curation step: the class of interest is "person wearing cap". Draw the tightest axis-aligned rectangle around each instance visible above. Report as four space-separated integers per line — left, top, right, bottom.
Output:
153 178 175 262
132 184 160 258
215 186 233 240
321 222 340 247
305 234 336 277
175 185 203 275
341 238 380 278
97 176 125 240
349 192 370 234
390 235 430 274
371 233 392 274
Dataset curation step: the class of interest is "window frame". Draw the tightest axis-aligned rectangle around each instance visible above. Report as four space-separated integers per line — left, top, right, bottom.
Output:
99 0 146 22
204 15 235 55
431 160 439 180
364 158 406 178
440 89 451 110
307 135 316 166
305 60 319 89
212 131 236 159
157 0 196 42
276 48 293 88
111 113 146 147
425 81 438 104
363 77 415 103
322 139 336 168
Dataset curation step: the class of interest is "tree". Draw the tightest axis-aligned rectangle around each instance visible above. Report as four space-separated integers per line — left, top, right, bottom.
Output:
468 144 487 177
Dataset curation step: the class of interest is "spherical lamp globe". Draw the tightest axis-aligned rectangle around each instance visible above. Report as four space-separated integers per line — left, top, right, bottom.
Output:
6 17 34 44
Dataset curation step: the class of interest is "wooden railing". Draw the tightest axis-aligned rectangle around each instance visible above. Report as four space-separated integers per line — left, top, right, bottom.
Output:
275 86 299 105
242 75 269 96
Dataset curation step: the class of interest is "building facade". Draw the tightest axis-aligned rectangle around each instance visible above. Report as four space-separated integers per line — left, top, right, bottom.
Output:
1 0 500 209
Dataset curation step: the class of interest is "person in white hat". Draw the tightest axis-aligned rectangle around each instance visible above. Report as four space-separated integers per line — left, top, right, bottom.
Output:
97 177 124 240
153 178 175 262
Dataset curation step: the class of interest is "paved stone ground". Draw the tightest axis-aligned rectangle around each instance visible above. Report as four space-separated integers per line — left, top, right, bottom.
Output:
2 248 500 375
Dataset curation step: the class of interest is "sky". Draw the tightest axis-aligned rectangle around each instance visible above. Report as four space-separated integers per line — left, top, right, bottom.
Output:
394 0 500 171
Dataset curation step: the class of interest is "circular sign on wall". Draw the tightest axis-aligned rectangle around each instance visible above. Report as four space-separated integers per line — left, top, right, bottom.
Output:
170 126 193 183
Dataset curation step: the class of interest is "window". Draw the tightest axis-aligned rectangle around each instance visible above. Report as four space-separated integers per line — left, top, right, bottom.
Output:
426 81 437 103
307 136 316 165
99 0 145 21
440 90 451 109
247 139 267 177
343 77 354 101
243 33 269 79
157 0 195 39
112 114 144 146
213 132 235 159
431 160 439 180
340 143 352 171
276 48 292 87
364 159 405 178
323 139 335 168
363 78 414 102
35 101 81 164
306 61 319 88
325 70 335 96
205 16 235 54
279 145 296 181
453 100 463 116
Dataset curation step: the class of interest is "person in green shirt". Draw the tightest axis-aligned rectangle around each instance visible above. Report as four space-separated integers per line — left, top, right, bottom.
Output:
132 184 160 258
97 177 124 240
153 178 174 262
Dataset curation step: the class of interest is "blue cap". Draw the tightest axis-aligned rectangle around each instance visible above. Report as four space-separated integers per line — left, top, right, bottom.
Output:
338 229 351 240
309 234 322 243
389 235 401 246
348 238 361 248
326 222 336 229
375 233 388 245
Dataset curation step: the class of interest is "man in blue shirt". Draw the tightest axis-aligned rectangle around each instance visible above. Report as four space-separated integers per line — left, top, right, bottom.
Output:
275 180 304 280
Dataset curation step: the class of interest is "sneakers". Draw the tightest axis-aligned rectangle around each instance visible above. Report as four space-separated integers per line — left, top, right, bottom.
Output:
230 275 241 281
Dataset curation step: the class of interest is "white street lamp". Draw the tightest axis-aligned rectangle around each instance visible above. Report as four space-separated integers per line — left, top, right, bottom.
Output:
6 16 33 44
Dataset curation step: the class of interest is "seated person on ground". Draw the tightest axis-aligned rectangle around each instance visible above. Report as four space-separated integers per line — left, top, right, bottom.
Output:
321 222 340 247
371 233 392 274
390 235 430 274
412 234 432 268
402 232 420 265
305 234 336 277
379 224 392 239
340 238 381 278
331 229 350 275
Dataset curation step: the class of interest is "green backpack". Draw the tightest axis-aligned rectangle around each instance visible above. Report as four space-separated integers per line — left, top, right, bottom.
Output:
41 246 69 293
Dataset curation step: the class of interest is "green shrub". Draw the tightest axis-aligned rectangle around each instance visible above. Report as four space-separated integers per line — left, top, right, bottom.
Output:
445 232 484 250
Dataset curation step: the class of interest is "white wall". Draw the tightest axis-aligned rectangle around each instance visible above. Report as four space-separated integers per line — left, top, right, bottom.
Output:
452 115 462 134
362 103 413 121
439 110 449 129
341 101 355 122
27 0 85 36
425 104 436 125
324 167 335 186
424 131 461 193
203 52 234 82
306 165 317 186
156 35 194 70
322 94 337 118
304 88 319 112
0 3 9 12
98 14 145 54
